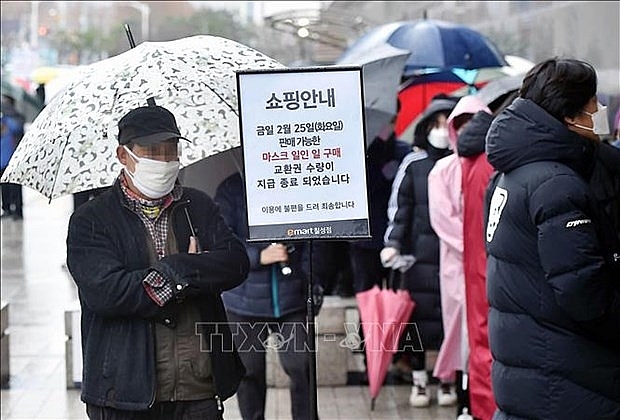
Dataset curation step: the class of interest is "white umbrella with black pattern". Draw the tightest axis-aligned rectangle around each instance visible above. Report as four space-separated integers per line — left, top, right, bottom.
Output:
1 35 285 200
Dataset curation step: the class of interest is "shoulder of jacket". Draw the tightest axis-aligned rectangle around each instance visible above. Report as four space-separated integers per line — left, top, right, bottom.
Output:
401 149 428 166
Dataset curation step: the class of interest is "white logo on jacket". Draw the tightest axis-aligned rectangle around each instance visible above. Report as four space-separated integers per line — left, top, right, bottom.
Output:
486 187 508 243
565 218 591 228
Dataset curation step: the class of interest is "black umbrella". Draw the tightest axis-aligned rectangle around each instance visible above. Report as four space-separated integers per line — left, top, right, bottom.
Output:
475 74 524 110
338 44 410 146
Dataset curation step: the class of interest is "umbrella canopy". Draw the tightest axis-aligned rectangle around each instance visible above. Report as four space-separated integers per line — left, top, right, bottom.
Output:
0 35 285 200
394 79 464 141
356 280 416 410
474 74 524 110
179 146 243 197
394 65 516 140
338 44 410 146
31 66 63 85
337 19 507 77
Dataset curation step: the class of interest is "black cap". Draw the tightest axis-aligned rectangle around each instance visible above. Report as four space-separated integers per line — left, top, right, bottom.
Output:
117 105 187 145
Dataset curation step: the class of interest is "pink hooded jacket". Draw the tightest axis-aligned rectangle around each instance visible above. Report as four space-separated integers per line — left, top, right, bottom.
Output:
428 95 490 382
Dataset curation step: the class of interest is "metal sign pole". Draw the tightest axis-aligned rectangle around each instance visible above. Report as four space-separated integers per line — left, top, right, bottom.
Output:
307 239 318 419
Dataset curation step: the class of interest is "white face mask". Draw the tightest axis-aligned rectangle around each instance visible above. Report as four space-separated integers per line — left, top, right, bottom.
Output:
574 102 610 135
124 146 180 199
427 127 450 149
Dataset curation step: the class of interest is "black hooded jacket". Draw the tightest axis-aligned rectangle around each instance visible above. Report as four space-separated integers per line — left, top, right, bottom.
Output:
67 179 249 409
483 98 620 419
456 111 494 158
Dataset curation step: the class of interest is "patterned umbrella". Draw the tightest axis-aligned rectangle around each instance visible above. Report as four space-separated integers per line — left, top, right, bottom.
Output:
0 35 285 200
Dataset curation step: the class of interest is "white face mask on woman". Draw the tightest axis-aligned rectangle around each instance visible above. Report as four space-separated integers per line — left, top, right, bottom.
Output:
124 146 180 199
574 102 610 135
427 127 450 149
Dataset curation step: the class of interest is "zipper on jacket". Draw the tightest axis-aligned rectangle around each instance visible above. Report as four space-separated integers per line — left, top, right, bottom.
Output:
271 265 281 318
169 199 191 241
215 394 223 413
172 325 178 401
148 321 157 408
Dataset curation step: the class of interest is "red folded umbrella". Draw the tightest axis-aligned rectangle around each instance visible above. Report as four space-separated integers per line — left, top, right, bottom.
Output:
355 276 416 410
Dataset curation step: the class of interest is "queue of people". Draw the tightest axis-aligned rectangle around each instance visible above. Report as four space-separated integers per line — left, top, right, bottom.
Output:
381 95 457 407
49 56 619 420
368 57 618 419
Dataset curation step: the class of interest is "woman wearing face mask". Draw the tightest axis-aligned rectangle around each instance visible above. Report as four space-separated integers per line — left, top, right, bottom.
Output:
426 94 492 417
381 94 458 408
484 58 620 419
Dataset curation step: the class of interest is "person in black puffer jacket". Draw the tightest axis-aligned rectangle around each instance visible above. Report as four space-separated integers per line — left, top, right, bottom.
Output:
484 58 620 420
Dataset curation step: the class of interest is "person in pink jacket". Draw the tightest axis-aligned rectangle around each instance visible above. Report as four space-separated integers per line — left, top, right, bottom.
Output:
456 108 498 420
427 95 491 416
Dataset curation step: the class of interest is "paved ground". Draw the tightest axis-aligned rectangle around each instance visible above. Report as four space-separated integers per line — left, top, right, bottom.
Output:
0 187 456 419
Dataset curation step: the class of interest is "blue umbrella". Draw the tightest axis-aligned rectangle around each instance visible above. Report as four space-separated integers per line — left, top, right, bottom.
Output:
337 19 507 77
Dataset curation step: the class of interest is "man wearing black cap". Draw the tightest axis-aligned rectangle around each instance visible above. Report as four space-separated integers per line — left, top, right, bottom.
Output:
66 103 250 419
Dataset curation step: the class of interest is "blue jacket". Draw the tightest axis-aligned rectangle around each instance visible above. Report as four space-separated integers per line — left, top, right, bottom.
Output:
485 98 620 419
214 173 308 318
66 178 249 410
0 114 23 170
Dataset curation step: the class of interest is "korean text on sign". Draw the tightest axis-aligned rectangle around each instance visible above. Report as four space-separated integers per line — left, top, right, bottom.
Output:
265 88 336 110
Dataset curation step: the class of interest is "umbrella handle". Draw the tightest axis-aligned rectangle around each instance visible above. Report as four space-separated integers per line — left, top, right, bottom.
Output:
123 23 156 109
124 24 136 48
183 207 203 253
388 269 396 290
388 269 406 290
371 398 376 411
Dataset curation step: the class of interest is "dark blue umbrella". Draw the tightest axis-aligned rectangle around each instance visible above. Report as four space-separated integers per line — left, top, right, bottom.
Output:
337 19 507 77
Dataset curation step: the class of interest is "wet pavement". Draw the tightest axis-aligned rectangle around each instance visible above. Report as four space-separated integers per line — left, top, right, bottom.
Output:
1 187 455 419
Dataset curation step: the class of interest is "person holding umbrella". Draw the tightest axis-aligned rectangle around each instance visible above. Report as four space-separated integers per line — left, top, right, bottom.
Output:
66 103 250 419
380 94 457 407
350 105 411 295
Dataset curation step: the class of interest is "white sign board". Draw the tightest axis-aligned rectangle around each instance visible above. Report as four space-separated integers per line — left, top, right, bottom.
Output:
236 67 370 242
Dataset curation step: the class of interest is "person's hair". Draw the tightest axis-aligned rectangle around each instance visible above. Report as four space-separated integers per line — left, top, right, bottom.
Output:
519 57 597 121
452 113 474 132
425 111 449 133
